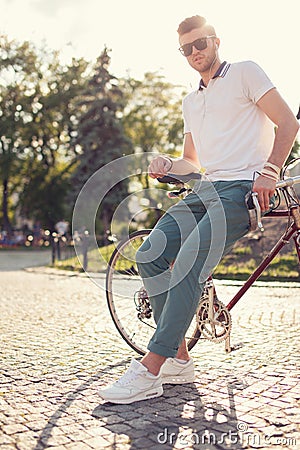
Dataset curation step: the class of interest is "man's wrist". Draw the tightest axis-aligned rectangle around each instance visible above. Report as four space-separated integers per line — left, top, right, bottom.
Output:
264 161 281 175
260 168 279 182
260 172 278 182
262 161 281 181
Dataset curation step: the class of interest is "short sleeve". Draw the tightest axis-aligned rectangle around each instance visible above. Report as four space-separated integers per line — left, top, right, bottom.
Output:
241 61 275 103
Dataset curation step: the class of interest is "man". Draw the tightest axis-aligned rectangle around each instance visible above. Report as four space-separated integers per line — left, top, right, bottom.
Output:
99 15 299 404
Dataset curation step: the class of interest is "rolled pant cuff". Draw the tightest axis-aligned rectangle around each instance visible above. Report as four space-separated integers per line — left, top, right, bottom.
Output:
147 340 177 358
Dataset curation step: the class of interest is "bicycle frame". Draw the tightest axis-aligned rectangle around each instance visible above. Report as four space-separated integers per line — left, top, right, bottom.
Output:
226 208 300 312
161 172 300 353
106 169 300 356
160 173 300 311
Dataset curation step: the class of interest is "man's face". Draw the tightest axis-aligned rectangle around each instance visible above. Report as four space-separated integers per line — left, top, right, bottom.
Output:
179 27 219 74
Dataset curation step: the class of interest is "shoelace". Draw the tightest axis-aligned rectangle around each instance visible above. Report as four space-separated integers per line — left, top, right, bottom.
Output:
116 368 142 386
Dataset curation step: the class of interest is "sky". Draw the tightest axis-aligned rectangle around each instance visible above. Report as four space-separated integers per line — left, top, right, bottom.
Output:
1 0 300 115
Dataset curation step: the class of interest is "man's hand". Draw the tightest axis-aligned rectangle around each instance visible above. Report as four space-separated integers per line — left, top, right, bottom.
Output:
148 156 173 179
252 175 276 212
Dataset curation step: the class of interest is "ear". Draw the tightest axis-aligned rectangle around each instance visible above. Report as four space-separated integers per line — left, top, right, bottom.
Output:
215 37 220 49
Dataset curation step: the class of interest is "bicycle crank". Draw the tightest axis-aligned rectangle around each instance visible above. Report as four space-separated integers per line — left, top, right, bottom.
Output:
196 296 232 351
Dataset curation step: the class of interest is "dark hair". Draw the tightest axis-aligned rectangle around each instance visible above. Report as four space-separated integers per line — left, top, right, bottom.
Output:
177 15 216 36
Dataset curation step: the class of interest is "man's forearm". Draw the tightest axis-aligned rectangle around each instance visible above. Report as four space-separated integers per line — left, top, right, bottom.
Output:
267 119 299 168
167 157 200 175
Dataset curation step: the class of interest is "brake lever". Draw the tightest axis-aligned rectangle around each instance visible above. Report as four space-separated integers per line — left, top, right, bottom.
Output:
251 193 264 231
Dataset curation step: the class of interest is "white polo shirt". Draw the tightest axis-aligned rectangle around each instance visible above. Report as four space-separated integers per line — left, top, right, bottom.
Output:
183 61 275 181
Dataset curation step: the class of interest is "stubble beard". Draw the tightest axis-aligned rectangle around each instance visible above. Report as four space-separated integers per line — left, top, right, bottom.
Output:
191 53 217 76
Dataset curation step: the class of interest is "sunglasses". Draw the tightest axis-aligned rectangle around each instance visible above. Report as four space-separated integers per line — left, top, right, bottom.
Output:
179 35 216 57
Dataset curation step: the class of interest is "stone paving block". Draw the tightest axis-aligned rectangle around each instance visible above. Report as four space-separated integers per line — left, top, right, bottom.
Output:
68 430 94 442
0 434 15 445
104 423 133 434
267 399 294 409
260 391 282 399
102 414 127 425
265 415 292 427
83 425 114 437
1 271 299 450
84 435 114 448
40 434 72 446
64 442 92 450
2 423 29 435
129 437 158 448
113 445 131 450
25 419 50 432
0 445 17 450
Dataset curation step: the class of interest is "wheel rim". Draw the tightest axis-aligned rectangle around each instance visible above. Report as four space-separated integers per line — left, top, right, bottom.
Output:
106 230 200 355
106 230 155 355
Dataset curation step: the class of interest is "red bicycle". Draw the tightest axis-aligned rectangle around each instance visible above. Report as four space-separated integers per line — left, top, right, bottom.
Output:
106 159 300 355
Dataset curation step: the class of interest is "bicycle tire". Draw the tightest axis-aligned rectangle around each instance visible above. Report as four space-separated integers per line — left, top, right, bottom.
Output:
106 229 201 355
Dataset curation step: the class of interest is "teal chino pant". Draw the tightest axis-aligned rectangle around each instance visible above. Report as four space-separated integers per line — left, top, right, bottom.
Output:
136 179 252 358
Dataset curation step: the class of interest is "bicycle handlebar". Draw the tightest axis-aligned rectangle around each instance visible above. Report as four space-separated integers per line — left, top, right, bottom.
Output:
249 175 300 231
157 173 202 184
276 175 300 188
158 173 300 233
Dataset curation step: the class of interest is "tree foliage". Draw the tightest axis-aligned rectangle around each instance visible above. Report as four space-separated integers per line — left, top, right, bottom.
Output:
69 48 132 239
1 34 299 239
0 36 42 232
18 55 89 229
0 36 89 230
118 72 186 223
121 72 185 168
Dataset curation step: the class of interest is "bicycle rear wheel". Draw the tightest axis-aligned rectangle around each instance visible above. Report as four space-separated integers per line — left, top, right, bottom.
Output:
106 229 200 355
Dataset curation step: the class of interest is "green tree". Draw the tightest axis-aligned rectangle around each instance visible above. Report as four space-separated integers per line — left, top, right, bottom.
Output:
119 72 186 225
70 48 132 240
121 72 185 180
0 36 42 233
0 35 90 231
18 54 89 229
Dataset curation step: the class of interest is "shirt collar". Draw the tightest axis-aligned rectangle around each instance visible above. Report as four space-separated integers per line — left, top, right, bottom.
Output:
198 61 230 90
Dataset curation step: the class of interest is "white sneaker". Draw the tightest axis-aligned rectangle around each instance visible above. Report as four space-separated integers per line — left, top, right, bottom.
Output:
98 359 163 404
161 358 195 384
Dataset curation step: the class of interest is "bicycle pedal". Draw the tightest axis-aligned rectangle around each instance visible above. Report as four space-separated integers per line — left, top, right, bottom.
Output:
226 342 244 353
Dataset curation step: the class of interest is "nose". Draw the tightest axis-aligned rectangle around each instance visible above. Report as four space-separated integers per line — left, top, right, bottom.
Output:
191 44 199 54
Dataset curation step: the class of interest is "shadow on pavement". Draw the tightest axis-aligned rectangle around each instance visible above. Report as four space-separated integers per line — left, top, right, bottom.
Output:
33 356 250 450
92 379 247 449
33 358 132 450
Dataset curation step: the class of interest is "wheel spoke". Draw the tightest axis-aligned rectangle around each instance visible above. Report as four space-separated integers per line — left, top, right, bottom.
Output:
106 230 200 355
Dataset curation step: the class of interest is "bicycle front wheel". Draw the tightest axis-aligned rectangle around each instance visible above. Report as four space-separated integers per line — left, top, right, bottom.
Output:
106 229 200 355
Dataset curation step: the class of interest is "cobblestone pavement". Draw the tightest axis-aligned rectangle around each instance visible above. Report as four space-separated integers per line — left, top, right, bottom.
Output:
0 269 299 450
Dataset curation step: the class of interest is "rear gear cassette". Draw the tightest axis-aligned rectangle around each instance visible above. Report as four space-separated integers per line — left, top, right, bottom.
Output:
135 287 152 320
